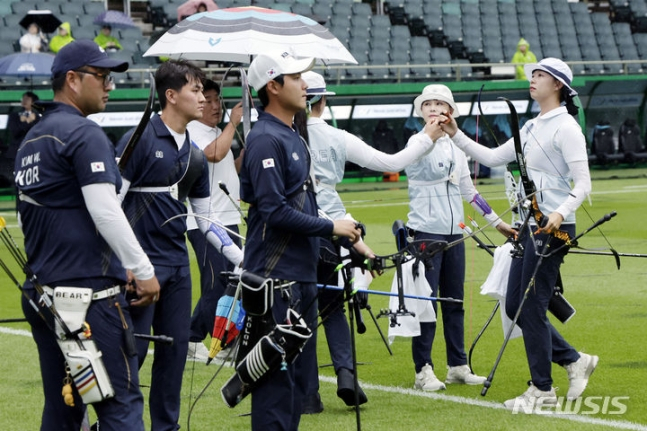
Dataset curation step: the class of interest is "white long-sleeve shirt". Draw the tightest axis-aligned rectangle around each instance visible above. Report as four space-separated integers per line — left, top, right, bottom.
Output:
307 117 436 219
451 106 591 223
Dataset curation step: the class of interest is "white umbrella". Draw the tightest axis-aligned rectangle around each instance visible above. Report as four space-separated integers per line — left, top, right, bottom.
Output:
144 6 356 65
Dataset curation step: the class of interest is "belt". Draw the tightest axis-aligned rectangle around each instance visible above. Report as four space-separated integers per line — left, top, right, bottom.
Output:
130 186 172 193
42 285 122 300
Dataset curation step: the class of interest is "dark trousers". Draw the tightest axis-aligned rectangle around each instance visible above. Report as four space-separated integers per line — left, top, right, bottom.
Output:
22 278 144 431
319 288 353 373
505 226 579 391
251 282 318 431
130 264 192 431
317 238 353 374
187 226 241 342
411 232 467 373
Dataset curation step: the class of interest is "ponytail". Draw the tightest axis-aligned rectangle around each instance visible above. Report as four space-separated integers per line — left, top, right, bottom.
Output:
561 87 579 116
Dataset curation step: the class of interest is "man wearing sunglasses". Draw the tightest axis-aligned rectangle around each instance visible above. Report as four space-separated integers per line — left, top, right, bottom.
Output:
15 40 160 430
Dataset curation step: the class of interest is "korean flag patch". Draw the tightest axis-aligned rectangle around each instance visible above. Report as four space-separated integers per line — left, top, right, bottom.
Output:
91 162 105 173
262 158 275 169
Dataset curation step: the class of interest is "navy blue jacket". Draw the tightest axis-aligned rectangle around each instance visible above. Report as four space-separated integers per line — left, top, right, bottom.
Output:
240 109 333 282
116 114 210 267
15 102 126 285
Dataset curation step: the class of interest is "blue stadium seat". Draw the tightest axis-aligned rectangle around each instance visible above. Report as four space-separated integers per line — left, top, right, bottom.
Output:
351 14 371 34
3 14 23 30
480 13 499 31
11 2 40 15
351 2 372 18
442 3 461 16
370 36 390 53
371 14 391 33
73 26 96 40
271 3 292 13
422 0 443 15
452 59 472 79
541 39 562 59
332 2 352 18
83 2 106 16
368 48 390 80
348 35 370 54
423 11 443 31
461 14 481 33
119 27 144 41
76 15 96 28
311 3 333 20
390 37 411 56
291 4 312 16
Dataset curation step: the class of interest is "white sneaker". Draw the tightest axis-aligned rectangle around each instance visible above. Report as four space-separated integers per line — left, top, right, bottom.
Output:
564 352 599 400
503 384 559 412
187 341 211 362
414 364 446 391
445 365 487 385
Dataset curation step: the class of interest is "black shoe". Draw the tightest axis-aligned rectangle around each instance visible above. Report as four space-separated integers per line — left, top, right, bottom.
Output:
336 368 368 406
302 392 324 414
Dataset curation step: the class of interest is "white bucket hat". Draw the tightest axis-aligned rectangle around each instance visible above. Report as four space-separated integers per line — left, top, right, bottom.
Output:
302 71 336 97
247 52 315 91
524 57 578 96
413 84 459 118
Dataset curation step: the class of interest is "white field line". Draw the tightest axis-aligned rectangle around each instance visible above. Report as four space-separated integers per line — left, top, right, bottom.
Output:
342 185 647 210
319 375 647 431
0 184 643 219
2 327 645 431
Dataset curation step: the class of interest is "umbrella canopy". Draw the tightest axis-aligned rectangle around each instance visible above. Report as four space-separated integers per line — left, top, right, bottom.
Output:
144 6 356 65
93 10 138 29
177 0 218 22
0 52 55 77
19 10 62 34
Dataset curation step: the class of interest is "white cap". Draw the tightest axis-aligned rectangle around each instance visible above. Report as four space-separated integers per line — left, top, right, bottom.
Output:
413 84 459 118
524 57 577 96
302 71 336 97
247 52 316 92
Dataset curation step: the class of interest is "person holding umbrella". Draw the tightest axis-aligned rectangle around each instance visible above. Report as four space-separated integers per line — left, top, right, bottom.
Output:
19 23 48 53
240 52 361 430
94 25 122 52
185 78 244 363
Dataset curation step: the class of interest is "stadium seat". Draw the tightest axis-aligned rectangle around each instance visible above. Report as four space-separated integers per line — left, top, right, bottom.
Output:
370 36 390 53
3 14 24 30
76 15 97 28
590 121 624 166
83 2 106 16
311 3 333 21
442 3 461 16
11 2 40 15
408 17 428 37
452 59 473 79
73 26 96 40
291 4 312 16
368 48 390 80
351 2 372 18
423 11 443 32
619 118 647 165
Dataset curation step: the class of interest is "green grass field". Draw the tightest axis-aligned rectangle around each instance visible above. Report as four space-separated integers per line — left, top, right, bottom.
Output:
0 168 646 430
